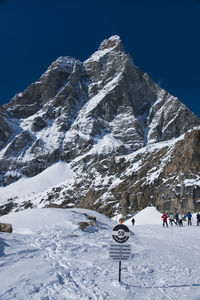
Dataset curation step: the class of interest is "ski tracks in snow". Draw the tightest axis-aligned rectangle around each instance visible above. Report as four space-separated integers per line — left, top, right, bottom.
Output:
30 225 114 299
128 225 200 299
2 220 200 299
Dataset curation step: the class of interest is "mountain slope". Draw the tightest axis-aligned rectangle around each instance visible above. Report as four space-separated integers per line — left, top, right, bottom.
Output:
0 35 200 216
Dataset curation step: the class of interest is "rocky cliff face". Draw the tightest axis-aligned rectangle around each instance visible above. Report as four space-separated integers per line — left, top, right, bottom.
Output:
0 35 200 217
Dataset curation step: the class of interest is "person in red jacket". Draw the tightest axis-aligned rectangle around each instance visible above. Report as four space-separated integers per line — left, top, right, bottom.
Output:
161 213 168 227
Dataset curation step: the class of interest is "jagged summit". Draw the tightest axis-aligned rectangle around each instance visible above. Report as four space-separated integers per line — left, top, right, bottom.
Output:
0 36 200 216
98 35 125 52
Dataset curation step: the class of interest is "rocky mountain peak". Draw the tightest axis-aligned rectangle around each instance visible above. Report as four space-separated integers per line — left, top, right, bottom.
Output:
41 56 78 76
98 35 125 52
0 36 200 217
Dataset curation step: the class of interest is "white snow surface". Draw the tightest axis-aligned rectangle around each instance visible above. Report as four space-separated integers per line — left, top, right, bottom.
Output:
0 161 74 203
124 206 162 225
1 207 200 299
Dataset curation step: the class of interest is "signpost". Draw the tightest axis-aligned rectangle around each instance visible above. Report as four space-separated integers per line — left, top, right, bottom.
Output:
112 224 130 243
110 223 131 282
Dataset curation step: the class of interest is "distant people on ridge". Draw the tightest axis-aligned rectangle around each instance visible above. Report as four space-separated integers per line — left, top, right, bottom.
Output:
187 211 192 226
161 212 168 227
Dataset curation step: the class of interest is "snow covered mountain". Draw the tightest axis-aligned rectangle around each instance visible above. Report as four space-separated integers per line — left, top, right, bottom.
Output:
0 35 200 216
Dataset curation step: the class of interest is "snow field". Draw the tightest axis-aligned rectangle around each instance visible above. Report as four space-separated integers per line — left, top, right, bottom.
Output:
1 207 200 299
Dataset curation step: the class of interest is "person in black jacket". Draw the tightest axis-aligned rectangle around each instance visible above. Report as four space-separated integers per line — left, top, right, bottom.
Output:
196 213 200 226
175 213 179 225
131 218 135 225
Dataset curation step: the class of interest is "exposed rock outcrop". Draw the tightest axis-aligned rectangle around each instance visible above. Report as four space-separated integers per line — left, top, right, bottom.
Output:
0 35 200 217
0 222 13 233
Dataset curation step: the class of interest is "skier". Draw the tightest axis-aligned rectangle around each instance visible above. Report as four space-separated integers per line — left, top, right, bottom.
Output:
187 211 192 226
196 213 200 226
161 212 168 227
169 213 175 226
131 218 135 225
178 213 183 226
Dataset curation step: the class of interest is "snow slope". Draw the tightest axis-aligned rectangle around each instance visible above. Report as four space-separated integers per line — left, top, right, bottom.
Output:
124 206 162 225
0 161 74 206
1 207 200 299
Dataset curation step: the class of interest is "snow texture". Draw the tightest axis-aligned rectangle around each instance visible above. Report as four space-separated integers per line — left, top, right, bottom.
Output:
1 207 200 299
0 161 74 205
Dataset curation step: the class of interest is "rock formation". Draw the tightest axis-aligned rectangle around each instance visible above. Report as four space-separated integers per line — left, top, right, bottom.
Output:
0 35 200 217
0 222 13 233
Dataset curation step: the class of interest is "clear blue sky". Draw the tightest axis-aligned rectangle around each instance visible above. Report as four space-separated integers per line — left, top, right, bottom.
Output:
0 0 200 116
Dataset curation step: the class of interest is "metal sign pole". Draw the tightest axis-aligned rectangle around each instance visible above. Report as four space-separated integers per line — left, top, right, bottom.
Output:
119 260 121 282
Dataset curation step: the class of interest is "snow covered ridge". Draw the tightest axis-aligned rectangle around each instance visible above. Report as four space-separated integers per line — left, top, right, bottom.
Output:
0 161 74 205
1 207 200 299
1 129 200 218
0 136 183 205
0 36 200 216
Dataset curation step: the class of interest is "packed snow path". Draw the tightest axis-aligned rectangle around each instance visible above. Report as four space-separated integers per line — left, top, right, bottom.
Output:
1 208 200 299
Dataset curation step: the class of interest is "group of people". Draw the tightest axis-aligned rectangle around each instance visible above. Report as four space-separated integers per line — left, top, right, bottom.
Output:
161 211 200 227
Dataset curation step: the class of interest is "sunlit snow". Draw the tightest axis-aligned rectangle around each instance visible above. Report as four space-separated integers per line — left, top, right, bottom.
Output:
1 207 200 299
0 161 73 203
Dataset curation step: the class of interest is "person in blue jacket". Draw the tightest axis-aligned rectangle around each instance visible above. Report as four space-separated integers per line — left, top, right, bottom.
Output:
187 211 192 226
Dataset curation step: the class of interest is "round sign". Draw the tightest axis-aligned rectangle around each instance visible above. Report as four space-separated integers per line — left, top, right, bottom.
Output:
112 224 130 243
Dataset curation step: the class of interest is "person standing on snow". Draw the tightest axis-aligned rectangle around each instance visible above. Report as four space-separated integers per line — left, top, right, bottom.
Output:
161 212 168 227
169 213 175 226
196 213 200 226
131 218 135 225
178 213 183 226
175 213 179 225
187 211 192 226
